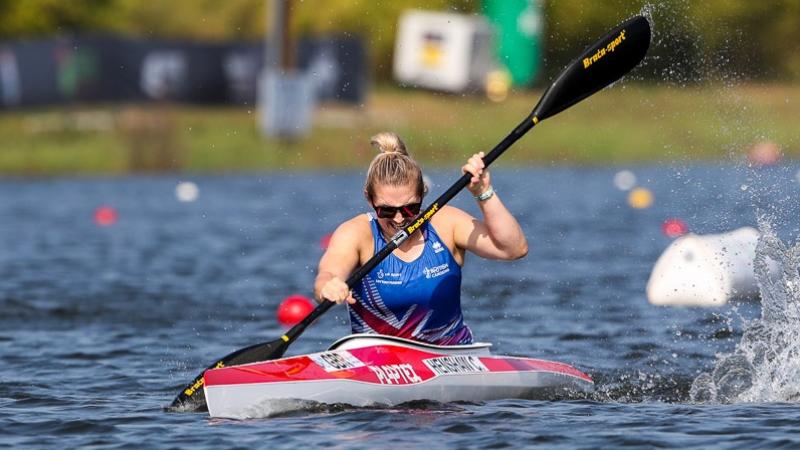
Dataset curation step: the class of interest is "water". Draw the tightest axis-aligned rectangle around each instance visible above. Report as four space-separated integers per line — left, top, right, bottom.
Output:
2 164 800 448
690 216 800 404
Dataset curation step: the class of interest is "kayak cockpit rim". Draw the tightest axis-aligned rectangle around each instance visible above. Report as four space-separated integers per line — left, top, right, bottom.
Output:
327 333 492 356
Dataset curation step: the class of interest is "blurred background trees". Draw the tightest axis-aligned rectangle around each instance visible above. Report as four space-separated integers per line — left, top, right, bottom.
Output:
0 0 798 82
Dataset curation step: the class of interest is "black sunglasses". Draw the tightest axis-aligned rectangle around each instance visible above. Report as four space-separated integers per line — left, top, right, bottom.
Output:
373 202 422 219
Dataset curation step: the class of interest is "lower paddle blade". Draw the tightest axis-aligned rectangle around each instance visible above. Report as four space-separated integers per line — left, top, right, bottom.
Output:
167 338 290 412
532 15 651 121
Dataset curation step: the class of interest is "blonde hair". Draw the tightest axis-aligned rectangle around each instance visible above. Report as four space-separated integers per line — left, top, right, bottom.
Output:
364 132 426 202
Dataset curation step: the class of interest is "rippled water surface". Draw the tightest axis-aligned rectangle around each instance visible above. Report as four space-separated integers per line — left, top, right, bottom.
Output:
3 164 800 448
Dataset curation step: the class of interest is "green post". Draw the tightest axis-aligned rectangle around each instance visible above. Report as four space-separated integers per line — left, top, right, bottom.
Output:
482 0 543 87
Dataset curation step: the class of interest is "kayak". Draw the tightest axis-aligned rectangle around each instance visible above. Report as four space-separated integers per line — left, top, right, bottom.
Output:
203 334 594 418
204 334 594 418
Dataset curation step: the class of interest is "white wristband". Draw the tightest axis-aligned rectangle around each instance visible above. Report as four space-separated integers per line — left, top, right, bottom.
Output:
474 186 495 201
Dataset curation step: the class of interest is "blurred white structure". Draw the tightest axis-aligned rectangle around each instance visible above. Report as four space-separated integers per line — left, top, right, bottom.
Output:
258 70 314 138
393 10 496 93
647 227 762 307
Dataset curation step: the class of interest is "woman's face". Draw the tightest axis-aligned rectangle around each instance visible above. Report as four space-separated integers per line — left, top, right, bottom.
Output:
369 183 421 234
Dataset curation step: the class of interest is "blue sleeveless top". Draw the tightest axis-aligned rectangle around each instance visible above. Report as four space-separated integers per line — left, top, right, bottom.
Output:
348 214 473 345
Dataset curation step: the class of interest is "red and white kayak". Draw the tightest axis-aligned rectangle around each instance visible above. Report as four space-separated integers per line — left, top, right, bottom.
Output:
203 334 594 419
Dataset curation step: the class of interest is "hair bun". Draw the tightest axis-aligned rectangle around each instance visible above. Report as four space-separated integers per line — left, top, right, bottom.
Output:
364 131 426 202
370 132 408 156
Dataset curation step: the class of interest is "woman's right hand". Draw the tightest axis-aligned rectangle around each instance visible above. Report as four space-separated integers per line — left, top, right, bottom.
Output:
318 276 356 305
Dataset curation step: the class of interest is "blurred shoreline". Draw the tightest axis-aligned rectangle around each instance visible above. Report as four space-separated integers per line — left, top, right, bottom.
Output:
1 83 797 176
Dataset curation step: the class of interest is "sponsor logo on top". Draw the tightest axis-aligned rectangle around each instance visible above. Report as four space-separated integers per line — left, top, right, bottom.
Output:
431 241 445 253
375 269 402 285
423 263 450 279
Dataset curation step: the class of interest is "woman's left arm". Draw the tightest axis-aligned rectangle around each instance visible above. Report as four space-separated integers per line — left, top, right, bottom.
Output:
453 152 528 260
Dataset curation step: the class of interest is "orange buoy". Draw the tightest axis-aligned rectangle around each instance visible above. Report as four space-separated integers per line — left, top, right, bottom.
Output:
628 187 653 209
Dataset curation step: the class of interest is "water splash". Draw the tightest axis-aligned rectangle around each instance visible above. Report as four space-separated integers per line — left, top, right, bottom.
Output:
592 370 693 403
691 216 800 403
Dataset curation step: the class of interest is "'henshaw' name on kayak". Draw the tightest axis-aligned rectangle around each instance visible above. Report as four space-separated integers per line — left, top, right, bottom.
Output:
423 355 488 376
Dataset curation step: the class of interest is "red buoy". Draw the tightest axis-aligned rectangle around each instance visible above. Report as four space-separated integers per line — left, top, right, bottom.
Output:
662 218 688 238
277 295 315 326
94 206 118 226
319 233 333 250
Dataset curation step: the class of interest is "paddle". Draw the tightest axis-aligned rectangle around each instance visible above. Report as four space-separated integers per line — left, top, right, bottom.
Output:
168 14 651 412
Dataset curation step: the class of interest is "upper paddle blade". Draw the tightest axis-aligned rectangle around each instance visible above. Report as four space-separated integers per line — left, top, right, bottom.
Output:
167 338 290 412
532 15 651 121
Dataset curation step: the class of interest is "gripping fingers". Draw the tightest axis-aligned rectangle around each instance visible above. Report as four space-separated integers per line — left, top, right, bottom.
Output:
462 153 481 177
321 278 354 305
462 152 488 189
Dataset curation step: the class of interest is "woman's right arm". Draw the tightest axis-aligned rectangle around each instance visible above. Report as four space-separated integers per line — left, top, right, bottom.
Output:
314 220 363 304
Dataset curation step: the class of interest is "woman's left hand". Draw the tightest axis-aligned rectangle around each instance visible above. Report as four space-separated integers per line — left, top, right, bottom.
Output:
462 152 491 197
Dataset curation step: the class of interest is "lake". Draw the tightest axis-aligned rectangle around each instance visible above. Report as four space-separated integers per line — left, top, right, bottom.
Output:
2 163 800 448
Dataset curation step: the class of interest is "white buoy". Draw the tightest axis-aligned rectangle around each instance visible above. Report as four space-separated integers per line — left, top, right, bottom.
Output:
646 227 763 307
175 181 199 202
613 170 637 191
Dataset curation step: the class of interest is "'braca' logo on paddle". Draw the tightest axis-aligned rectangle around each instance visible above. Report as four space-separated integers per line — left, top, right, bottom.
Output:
369 363 423 385
407 203 439 234
583 29 627 69
423 355 488 375
183 360 225 396
183 378 205 397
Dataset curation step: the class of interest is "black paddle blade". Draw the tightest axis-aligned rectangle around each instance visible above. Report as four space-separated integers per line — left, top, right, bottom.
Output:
166 338 290 412
532 15 651 122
